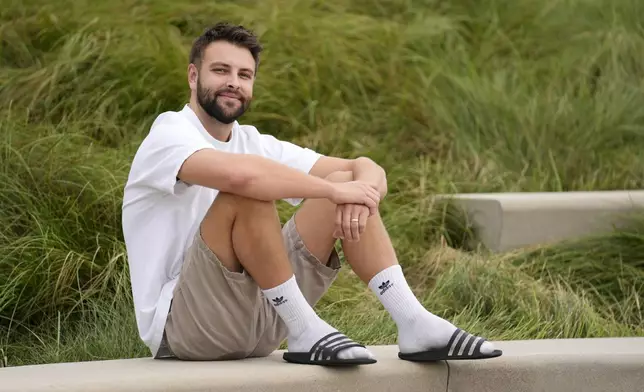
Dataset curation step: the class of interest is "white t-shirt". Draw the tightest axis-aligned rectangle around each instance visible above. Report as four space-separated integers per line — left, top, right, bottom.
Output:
121 104 321 357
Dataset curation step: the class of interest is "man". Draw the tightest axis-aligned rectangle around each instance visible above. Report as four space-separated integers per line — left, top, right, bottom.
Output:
121 22 502 366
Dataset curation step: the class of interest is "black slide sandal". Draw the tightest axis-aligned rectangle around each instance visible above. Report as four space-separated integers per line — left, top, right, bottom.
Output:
398 328 503 362
283 331 377 366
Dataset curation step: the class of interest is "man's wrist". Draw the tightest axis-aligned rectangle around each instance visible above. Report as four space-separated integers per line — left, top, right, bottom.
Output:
352 157 387 199
322 179 337 200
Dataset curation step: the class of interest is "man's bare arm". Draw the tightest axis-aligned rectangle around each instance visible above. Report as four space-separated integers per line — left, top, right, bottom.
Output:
177 149 380 207
352 157 387 200
309 156 387 200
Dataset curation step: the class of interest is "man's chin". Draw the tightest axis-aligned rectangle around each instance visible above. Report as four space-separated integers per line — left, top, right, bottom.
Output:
215 110 244 124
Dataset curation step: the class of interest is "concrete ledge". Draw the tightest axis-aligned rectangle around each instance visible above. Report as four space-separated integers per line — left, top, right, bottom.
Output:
2 338 643 392
448 337 644 392
0 345 447 392
439 190 644 252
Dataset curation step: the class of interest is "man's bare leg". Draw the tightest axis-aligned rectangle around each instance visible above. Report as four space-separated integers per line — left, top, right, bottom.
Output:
294 171 500 360
200 192 375 363
201 192 292 288
294 171 396 278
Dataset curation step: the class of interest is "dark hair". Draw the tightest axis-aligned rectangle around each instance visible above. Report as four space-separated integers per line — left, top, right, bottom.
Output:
189 22 263 72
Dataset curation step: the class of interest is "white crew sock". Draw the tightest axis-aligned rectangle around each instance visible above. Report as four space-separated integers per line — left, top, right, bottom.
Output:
262 275 375 361
368 265 495 355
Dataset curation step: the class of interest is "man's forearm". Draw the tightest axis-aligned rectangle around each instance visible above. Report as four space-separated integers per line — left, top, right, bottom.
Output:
235 154 338 201
179 149 335 201
352 157 387 199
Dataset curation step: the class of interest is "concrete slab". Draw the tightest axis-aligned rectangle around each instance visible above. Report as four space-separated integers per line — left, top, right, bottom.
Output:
0 345 448 392
439 191 644 252
447 337 644 392
3 338 642 392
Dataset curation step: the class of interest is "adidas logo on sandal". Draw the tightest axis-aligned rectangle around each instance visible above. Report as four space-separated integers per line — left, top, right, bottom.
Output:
272 296 288 306
378 280 393 295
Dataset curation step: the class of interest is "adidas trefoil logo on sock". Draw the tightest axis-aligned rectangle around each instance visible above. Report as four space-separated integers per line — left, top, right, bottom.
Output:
272 296 288 306
378 280 393 295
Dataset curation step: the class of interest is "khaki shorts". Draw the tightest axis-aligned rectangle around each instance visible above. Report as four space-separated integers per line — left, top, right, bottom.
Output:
155 215 341 361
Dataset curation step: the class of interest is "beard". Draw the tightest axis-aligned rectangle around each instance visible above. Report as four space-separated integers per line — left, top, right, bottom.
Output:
196 80 250 124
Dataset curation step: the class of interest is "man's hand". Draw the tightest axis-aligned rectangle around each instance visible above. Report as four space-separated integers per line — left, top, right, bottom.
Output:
329 181 380 214
333 203 371 241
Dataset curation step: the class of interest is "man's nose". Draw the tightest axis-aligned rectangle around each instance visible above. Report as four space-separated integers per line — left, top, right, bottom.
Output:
226 74 240 90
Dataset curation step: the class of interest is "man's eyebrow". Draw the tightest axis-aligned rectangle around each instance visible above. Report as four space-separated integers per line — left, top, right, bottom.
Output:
209 61 230 68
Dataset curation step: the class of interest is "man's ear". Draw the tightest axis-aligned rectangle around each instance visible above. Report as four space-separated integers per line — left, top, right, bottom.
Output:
188 63 198 89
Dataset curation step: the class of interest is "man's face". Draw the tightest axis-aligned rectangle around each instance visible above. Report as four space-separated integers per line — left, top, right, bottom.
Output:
192 41 256 124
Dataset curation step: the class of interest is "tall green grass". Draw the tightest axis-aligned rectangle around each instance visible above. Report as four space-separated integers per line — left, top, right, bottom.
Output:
1 0 643 367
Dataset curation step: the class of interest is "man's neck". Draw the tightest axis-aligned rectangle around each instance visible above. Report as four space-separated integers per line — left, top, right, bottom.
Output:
188 101 233 142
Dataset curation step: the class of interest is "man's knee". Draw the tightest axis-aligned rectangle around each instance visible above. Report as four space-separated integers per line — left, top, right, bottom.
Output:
324 170 353 183
199 192 277 273
210 192 276 216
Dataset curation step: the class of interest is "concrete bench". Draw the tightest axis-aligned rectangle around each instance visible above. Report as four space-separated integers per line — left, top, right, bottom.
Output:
439 191 644 252
2 337 643 392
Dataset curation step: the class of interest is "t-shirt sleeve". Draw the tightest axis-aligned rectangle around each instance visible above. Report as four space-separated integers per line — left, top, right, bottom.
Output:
129 123 215 196
260 134 322 174
259 133 322 205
